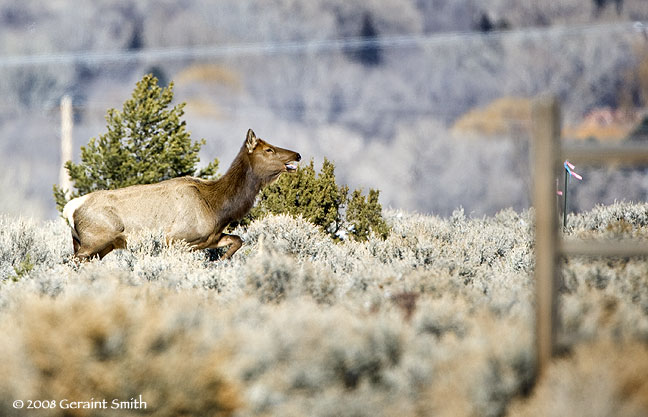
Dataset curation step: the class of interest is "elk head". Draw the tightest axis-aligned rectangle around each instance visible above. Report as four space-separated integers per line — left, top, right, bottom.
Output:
245 129 301 185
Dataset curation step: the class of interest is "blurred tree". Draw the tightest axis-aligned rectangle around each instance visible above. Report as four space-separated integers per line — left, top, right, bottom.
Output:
354 13 383 66
628 116 648 141
474 11 511 32
593 0 624 16
53 74 219 213
593 0 607 15
146 65 169 87
477 13 494 32
128 25 143 50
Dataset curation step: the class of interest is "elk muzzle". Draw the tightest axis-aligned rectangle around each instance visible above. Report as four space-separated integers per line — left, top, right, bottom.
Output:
285 153 301 172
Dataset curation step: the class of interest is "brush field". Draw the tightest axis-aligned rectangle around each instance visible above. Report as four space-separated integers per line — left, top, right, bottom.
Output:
1 203 647 416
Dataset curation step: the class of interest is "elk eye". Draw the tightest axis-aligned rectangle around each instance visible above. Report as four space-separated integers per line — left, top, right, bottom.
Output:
265 148 274 153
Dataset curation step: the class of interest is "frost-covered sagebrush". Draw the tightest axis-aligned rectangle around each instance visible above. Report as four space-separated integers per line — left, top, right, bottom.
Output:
0 202 647 416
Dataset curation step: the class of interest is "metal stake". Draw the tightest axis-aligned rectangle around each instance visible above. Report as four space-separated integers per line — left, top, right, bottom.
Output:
563 166 568 230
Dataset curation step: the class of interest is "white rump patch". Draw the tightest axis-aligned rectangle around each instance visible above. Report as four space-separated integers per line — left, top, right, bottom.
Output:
62 195 89 228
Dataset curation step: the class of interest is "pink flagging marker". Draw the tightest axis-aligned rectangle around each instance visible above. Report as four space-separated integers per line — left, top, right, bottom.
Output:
564 160 583 181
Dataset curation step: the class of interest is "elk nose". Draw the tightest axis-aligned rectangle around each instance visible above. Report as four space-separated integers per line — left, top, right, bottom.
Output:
295 153 302 162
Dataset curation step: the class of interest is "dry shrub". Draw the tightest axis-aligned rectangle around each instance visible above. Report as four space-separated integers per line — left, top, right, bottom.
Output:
184 98 223 118
0 289 240 417
175 64 241 90
563 119 634 141
451 97 532 137
417 312 534 417
219 299 412 416
174 64 242 119
561 286 648 344
244 248 339 304
509 340 648 417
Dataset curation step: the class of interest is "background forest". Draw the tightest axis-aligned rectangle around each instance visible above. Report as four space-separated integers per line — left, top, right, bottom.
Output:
1 0 648 219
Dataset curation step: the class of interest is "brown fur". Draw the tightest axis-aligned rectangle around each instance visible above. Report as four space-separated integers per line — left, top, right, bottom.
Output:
65 129 300 260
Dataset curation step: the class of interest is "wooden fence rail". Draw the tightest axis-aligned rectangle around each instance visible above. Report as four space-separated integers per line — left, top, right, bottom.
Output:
563 143 648 165
531 96 648 379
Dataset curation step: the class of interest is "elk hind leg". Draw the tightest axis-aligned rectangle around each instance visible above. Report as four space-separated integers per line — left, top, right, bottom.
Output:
208 234 243 260
72 232 81 254
75 241 109 261
74 209 126 260
96 235 127 259
75 231 126 261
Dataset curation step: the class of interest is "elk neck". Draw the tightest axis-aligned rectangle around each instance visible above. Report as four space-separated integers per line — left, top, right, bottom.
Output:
206 146 263 222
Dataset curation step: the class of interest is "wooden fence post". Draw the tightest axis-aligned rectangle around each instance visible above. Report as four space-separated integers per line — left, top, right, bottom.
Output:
531 96 561 377
59 95 73 196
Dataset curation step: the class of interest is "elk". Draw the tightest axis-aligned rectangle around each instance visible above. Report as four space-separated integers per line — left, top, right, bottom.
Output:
63 129 301 260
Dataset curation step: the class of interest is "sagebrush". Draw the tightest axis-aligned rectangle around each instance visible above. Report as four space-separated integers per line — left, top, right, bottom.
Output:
0 202 647 416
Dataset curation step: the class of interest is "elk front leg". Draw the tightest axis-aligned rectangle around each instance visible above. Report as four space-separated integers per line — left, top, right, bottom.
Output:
209 233 243 260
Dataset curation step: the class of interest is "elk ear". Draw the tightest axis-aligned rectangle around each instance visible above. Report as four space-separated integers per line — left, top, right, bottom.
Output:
245 129 258 154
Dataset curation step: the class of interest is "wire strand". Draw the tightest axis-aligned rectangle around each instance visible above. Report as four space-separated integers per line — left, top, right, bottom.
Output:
0 21 645 68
